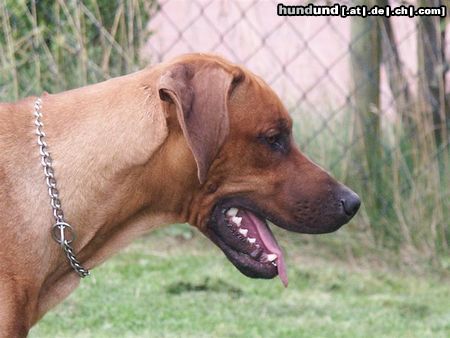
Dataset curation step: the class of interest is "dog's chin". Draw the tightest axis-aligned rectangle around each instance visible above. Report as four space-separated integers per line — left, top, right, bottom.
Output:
205 199 289 287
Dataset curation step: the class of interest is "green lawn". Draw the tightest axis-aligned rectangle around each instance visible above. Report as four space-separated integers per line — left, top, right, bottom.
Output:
30 227 450 338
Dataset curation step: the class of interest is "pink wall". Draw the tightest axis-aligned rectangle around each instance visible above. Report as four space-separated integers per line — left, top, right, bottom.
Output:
144 0 448 119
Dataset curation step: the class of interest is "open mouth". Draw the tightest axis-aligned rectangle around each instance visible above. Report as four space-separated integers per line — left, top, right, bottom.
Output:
207 203 288 287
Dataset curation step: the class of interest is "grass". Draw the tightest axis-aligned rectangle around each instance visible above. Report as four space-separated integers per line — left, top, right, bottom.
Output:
0 0 155 99
30 225 450 338
1 3 449 336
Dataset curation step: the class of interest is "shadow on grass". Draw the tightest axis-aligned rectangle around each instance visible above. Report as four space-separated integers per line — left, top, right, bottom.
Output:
166 277 242 298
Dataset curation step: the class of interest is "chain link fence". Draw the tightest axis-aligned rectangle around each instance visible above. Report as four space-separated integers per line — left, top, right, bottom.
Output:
0 0 448 259
145 0 449 257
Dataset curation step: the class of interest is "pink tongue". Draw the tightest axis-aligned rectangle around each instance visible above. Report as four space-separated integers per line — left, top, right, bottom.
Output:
241 210 288 287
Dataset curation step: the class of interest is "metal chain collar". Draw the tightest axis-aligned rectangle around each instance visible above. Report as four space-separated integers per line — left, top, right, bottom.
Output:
33 98 90 278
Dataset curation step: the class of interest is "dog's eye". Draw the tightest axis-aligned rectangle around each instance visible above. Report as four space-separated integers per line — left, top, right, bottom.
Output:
266 134 279 145
265 132 285 152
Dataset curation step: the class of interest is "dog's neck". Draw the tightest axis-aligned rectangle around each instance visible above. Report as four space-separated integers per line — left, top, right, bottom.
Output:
13 68 199 321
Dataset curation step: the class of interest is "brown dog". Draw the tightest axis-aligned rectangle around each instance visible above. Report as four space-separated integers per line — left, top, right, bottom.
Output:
0 53 360 336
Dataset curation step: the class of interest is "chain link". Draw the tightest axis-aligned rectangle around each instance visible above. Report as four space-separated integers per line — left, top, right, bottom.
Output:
34 98 90 278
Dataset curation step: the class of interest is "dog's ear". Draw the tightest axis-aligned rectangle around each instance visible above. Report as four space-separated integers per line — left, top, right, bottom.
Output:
158 62 242 184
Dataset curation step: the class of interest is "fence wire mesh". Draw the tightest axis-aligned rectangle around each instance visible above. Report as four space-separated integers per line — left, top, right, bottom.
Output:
0 0 448 257
145 0 449 255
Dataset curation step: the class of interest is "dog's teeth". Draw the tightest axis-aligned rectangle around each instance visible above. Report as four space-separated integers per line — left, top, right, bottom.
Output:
267 254 277 262
248 237 256 244
231 216 242 226
250 247 262 259
226 208 239 217
238 228 248 236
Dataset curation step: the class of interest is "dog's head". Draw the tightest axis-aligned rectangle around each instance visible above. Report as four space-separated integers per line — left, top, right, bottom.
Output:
158 54 360 286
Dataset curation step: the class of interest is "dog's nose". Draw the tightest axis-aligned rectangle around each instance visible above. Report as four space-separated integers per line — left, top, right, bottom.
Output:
339 188 361 217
